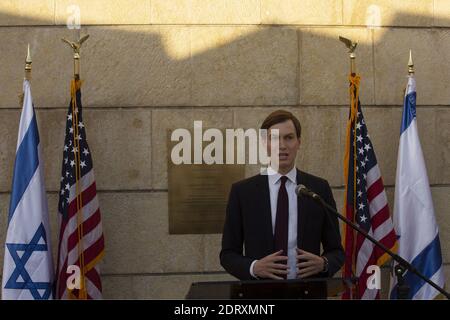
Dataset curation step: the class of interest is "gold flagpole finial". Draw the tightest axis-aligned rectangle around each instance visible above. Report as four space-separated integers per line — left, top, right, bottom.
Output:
408 49 414 75
61 34 90 80
20 44 32 106
24 44 32 80
339 36 358 75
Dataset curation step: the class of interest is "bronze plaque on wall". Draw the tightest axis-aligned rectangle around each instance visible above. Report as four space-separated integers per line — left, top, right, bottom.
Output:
168 129 245 234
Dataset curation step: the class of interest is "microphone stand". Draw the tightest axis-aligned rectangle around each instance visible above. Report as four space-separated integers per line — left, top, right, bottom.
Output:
299 189 449 300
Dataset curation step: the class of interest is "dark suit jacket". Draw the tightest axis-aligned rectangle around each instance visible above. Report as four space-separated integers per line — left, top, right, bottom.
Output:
220 169 344 280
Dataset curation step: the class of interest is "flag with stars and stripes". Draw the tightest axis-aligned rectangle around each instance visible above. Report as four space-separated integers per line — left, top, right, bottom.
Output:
55 79 104 299
342 74 397 299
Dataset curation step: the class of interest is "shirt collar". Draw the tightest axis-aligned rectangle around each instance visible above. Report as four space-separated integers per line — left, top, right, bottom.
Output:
267 166 297 185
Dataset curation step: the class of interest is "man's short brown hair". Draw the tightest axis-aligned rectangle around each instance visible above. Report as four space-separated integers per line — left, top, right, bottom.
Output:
261 110 302 138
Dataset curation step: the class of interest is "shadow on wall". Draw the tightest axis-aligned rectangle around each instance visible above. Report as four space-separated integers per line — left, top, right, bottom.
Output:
0 8 449 298
0 11 449 110
0 9 448 194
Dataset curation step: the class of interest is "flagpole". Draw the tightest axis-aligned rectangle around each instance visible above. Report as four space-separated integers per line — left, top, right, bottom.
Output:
339 36 359 299
61 34 90 299
25 44 32 81
61 34 89 80
304 190 450 299
408 49 414 75
4 45 55 301
339 36 358 75
18 44 33 108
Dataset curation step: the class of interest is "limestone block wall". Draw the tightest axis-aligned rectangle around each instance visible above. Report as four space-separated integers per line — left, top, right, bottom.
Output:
0 1 448 299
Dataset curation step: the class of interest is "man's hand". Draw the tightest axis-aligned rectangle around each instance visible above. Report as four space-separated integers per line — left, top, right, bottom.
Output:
253 250 289 280
296 248 325 278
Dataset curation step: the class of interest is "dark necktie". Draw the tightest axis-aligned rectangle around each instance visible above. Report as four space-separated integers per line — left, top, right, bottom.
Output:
274 176 289 269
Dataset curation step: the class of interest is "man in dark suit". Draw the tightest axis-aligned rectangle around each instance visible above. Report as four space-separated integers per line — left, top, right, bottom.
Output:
220 110 344 280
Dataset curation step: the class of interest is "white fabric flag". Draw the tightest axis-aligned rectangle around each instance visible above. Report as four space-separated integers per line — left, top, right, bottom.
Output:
390 75 445 299
2 80 54 300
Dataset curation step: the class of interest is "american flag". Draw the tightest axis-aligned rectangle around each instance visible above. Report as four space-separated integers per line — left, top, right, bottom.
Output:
55 80 104 299
342 74 397 299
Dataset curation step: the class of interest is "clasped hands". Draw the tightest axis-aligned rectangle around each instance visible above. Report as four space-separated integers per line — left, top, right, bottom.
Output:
253 248 325 280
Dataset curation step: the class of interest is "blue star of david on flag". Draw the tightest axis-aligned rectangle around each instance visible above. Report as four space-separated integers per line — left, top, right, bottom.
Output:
4 224 52 299
2 79 54 300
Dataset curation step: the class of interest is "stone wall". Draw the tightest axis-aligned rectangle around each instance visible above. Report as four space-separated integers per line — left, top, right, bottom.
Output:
0 1 448 299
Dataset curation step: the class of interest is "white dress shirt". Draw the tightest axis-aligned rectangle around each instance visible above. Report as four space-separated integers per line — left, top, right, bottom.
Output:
250 166 298 279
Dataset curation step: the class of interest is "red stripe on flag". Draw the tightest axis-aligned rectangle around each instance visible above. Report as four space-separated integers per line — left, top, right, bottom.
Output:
67 209 101 253
59 181 97 243
85 267 102 293
57 236 104 299
66 181 97 219
355 207 392 259
73 235 105 268
370 205 390 231
377 229 397 254
357 230 397 299
367 178 384 202
356 249 378 299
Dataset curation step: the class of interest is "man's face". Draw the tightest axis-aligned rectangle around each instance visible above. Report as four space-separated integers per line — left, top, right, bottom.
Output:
266 119 301 172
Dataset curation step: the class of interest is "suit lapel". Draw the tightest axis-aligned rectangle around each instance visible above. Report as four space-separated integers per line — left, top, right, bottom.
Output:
296 169 308 248
256 174 274 251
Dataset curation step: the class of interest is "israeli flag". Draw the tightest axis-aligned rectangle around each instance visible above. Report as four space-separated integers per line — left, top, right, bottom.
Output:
390 75 445 299
2 80 54 299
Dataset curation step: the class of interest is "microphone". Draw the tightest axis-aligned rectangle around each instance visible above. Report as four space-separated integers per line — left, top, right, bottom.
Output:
297 186 450 299
295 184 320 200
